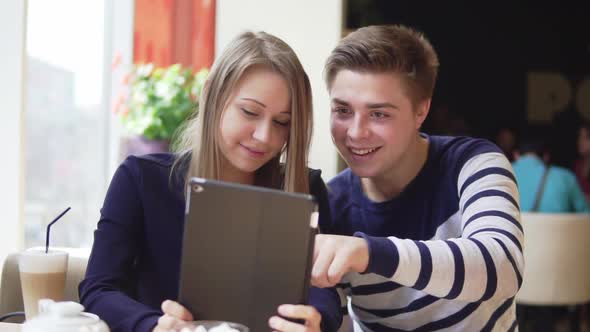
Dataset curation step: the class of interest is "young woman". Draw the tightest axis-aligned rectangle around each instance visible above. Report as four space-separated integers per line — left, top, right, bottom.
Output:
79 31 326 332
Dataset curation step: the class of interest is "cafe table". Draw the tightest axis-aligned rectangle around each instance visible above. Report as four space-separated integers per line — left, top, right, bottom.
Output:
0 323 20 331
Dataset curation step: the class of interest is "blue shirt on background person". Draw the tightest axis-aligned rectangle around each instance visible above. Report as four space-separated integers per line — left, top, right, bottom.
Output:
512 154 590 213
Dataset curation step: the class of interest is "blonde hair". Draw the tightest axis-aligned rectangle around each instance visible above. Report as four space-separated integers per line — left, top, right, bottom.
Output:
172 31 312 194
325 25 439 106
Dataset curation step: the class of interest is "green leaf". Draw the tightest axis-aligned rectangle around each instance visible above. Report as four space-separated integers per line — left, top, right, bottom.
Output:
118 63 207 140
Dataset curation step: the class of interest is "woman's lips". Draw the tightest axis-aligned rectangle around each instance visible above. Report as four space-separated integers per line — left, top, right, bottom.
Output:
240 144 266 157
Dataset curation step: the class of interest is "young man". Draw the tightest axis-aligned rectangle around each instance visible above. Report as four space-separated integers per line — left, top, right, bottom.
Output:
310 25 523 331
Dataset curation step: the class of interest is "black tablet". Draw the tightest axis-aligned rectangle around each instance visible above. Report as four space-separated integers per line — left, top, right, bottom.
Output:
178 177 318 331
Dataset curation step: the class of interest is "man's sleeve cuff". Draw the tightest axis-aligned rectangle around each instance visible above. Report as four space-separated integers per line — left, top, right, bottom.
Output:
354 232 399 278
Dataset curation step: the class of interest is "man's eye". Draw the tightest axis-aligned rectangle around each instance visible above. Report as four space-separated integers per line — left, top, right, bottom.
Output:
372 111 388 118
333 107 351 115
241 108 257 116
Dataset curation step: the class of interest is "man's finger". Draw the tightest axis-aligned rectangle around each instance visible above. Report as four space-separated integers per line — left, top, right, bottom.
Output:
313 235 327 262
326 251 349 286
311 249 335 288
161 300 194 321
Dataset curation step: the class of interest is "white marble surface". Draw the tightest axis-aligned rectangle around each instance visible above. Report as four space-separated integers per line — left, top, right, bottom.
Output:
0 323 20 332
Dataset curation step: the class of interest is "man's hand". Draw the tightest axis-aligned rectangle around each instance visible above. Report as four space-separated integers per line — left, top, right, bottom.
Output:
268 304 321 332
312 234 369 288
153 300 194 332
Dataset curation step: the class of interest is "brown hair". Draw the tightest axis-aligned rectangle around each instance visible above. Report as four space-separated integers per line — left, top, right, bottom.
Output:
172 31 313 194
325 25 439 105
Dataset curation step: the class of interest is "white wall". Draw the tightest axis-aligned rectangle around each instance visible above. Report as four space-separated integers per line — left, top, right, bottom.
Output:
216 0 343 180
0 1 27 262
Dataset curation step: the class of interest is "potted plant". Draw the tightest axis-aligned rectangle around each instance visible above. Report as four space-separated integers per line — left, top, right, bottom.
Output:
114 63 208 156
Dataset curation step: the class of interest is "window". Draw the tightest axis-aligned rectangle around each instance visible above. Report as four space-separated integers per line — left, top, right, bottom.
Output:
24 0 112 248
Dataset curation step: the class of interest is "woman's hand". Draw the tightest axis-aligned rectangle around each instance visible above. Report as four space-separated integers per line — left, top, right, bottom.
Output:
268 304 321 332
153 300 194 332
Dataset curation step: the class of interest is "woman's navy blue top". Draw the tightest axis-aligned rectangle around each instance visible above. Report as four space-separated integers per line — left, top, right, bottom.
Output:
79 153 340 332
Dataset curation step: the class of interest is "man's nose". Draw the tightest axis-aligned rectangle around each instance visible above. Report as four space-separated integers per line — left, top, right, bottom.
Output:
348 115 370 140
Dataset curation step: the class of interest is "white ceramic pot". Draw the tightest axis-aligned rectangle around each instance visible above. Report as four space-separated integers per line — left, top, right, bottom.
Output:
22 299 109 332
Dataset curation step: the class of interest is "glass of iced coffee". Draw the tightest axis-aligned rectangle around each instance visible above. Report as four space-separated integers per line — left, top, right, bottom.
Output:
18 249 69 320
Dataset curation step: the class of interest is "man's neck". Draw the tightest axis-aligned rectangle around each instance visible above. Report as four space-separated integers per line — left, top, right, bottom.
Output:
361 135 429 202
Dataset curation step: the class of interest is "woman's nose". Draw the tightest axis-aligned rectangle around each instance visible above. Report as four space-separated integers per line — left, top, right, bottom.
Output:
252 120 272 143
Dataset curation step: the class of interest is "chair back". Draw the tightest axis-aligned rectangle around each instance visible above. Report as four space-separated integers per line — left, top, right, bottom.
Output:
0 247 90 323
516 212 590 305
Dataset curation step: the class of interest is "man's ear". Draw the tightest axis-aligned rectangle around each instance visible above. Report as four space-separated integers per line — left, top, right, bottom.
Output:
415 99 431 129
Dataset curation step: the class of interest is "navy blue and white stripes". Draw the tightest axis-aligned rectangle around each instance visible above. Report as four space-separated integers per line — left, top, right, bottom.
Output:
326 136 523 331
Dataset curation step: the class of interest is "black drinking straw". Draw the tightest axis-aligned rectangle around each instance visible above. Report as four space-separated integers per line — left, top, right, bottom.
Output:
45 207 71 253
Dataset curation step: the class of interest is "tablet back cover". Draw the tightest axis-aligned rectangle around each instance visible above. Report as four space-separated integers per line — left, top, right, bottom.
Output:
178 178 316 331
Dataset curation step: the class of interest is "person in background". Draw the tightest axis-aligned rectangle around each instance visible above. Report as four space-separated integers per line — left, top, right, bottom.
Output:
513 128 589 332
423 104 472 137
79 31 330 332
288 24 524 331
549 109 584 170
575 121 590 200
513 129 590 213
495 126 518 162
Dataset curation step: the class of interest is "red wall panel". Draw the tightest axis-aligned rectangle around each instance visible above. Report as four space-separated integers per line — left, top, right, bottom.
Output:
134 0 215 70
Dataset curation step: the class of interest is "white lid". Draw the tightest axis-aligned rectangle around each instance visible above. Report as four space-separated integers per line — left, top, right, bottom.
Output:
23 300 110 332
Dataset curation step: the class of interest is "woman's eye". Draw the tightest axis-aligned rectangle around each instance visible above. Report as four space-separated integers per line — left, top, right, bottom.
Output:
241 108 257 116
273 120 290 127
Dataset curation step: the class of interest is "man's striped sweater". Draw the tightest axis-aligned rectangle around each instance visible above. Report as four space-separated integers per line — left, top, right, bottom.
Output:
321 135 523 332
